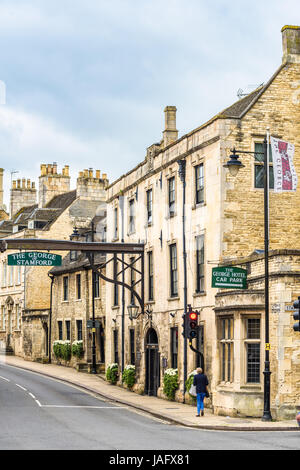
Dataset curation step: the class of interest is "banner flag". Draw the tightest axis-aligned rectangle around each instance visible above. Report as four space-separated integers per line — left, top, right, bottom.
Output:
270 136 297 192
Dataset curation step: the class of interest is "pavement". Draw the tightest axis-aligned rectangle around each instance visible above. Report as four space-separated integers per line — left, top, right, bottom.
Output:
1 355 299 431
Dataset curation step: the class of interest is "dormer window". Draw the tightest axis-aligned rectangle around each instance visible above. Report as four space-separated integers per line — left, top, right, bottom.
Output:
70 250 78 261
28 220 47 230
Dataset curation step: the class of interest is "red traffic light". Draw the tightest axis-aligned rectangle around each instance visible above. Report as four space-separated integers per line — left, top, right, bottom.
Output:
189 312 197 321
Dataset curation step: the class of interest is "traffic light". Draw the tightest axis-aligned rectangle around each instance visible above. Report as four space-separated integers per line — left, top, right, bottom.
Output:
181 314 187 338
293 297 300 332
182 308 200 339
188 310 199 340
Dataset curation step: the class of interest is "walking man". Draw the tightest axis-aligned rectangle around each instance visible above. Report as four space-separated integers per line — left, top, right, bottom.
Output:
193 367 209 417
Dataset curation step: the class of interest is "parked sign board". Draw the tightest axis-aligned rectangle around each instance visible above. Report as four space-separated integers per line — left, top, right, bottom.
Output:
212 266 247 289
7 252 62 266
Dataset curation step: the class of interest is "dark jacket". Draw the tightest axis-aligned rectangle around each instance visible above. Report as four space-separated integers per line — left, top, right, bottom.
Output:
193 373 208 394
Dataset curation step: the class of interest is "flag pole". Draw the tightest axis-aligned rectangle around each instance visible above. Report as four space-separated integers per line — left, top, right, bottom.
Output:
262 127 272 421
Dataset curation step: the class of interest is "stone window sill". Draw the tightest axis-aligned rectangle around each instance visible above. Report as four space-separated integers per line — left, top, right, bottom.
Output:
192 202 206 210
193 291 206 297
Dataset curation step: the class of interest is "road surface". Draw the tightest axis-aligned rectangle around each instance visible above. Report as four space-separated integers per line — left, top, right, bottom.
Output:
0 363 299 450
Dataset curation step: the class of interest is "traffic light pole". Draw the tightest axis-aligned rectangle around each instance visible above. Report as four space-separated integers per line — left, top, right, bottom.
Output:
188 339 204 371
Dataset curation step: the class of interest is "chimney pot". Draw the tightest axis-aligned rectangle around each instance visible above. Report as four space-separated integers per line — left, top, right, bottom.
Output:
96 170 100 179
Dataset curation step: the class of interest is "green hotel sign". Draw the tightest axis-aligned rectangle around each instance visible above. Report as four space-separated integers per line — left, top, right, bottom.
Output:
7 252 62 267
212 266 247 289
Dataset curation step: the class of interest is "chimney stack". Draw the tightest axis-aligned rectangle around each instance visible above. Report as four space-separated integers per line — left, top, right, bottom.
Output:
76 169 109 201
10 175 37 217
38 163 70 207
282 25 300 63
163 106 178 147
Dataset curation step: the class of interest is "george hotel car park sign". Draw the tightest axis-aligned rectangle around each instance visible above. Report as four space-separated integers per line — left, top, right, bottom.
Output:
7 252 62 267
212 266 247 289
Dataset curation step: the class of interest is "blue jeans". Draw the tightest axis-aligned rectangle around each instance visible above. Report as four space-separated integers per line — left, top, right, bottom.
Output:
197 393 206 415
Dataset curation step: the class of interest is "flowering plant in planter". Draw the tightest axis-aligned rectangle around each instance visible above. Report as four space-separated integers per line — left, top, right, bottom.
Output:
53 340 71 361
163 368 178 400
106 363 119 384
72 340 84 358
122 365 135 389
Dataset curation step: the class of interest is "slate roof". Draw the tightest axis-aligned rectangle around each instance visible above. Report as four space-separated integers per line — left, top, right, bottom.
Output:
217 62 286 120
69 199 106 219
0 219 14 233
50 250 106 276
46 190 77 210
218 86 265 119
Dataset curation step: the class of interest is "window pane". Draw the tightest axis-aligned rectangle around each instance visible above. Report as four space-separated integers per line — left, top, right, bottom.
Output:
196 235 204 292
76 274 81 299
255 165 274 189
247 319 260 339
76 320 82 341
130 329 135 365
171 327 178 369
168 177 175 215
147 190 152 224
148 251 154 301
247 343 260 383
195 164 204 204
170 244 178 296
254 143 273 162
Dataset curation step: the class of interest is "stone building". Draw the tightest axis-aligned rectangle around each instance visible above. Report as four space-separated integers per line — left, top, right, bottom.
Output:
215 250 300 420
105 25 300 418
0 164 108 362
49 234 106 371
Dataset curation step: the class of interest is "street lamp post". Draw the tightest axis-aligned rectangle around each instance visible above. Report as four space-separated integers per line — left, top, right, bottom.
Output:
127 303 153 321
223 136 272 421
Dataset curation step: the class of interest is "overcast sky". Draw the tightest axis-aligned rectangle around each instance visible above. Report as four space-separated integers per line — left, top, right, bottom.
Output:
0 0 300 208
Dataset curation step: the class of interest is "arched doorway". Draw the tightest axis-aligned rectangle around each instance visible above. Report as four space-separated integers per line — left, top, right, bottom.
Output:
145 328 160 396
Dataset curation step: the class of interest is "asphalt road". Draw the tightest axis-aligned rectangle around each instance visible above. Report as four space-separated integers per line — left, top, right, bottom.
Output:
0 363 299 451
